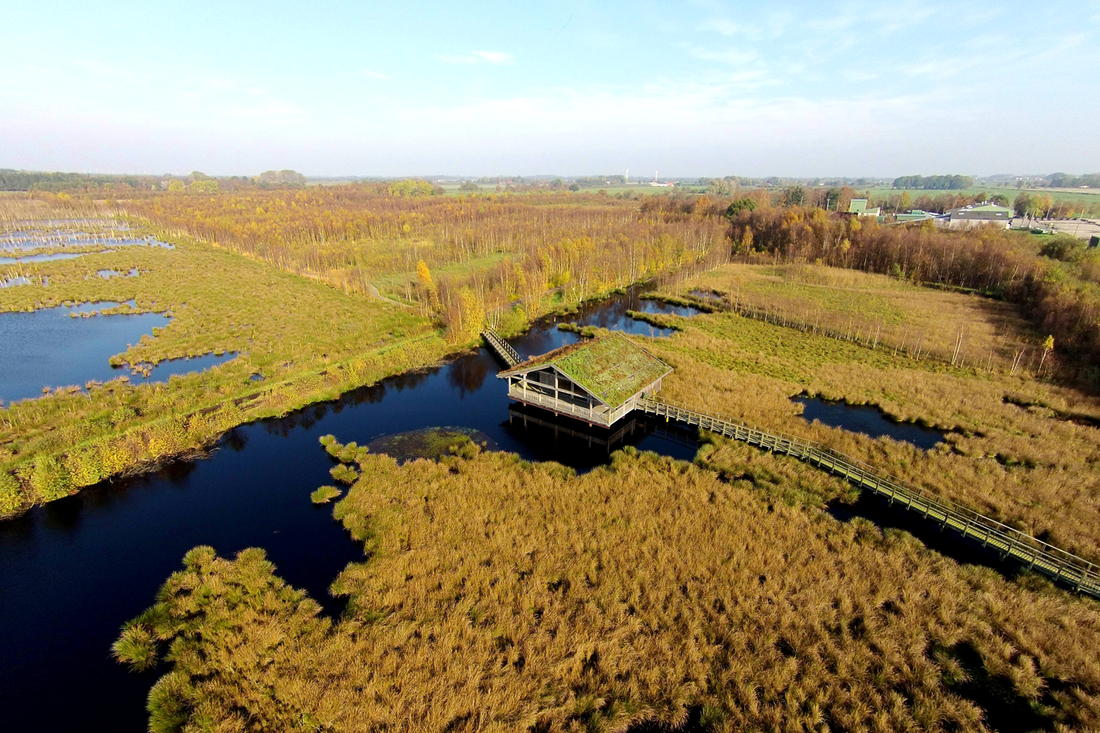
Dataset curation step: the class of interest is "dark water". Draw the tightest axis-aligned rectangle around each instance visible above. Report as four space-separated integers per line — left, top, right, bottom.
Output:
794 395 945 450
688 289 723 302
0 304 240 404
0 290 701 732
559 289 701 337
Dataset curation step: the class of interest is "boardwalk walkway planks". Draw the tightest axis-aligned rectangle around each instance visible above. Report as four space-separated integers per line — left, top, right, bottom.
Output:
638 398 1100 599
482 328 520 368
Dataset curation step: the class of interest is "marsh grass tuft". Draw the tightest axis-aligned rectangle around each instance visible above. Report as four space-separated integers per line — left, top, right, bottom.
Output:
311 486 343 504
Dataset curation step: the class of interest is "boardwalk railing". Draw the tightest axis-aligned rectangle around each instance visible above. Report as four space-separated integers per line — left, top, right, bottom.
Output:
638 398 1100 599
482 328 520 368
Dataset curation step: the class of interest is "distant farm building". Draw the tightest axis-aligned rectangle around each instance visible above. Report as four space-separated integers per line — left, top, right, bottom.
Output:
895 209 935 223
498 334 672 427
848 198 881 217
939 202 1012 229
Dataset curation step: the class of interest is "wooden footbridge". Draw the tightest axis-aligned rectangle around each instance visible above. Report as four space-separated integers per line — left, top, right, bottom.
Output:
483 329 1100 598
483 328 520 368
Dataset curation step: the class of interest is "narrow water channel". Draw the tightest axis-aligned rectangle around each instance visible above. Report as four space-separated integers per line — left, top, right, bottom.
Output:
0 288 701 732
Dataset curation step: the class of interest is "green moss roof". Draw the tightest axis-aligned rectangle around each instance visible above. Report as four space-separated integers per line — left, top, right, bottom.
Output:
500 334 671 408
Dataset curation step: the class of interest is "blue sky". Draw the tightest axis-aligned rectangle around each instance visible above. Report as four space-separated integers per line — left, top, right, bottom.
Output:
2 0 1098 177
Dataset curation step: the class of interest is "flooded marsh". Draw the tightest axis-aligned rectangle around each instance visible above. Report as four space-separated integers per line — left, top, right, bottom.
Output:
0 302 171 403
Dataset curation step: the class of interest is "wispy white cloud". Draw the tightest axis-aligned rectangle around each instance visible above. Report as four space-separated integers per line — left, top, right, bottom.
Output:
474 50 514 64
684 44 776 91
441 50 514 65
363 69 391 80
698 18 741 37
690 47 758 67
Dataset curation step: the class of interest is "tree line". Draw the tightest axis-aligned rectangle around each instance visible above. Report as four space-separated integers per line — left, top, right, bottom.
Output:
0 168 312 194
892 175 974 190
1046 172 1100 189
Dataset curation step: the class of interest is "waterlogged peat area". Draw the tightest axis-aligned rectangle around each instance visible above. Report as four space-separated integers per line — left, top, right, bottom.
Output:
96 267 140 279
367 427 497 462
0 303 171 403
0 251 85 264
0 303 241 403
794 395 946 450
0 288 1019 732
0 289 701 732
0 232 172 252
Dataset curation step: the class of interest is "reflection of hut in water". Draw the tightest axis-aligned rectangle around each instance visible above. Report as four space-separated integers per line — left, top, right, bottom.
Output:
498 333 671 427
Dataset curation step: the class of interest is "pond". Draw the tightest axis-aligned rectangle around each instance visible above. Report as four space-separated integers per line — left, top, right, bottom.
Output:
0 304 237 404
0 236 173 265
538 287 703 339
793 395 945 450
0 287 701 732
0 303 171 403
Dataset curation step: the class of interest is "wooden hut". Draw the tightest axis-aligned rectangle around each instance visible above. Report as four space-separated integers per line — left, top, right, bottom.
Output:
497 333 672 427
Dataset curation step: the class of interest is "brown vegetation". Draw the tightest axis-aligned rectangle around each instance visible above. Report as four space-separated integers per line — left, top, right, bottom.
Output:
117 447 1100 732
636 291 1100 562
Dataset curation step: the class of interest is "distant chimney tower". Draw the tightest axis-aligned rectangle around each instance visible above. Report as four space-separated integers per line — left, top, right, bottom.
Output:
625 168 629 183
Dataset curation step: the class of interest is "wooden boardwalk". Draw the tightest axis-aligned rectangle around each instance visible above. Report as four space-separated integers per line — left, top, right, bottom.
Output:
483 328 520 368
638 398 1100 599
